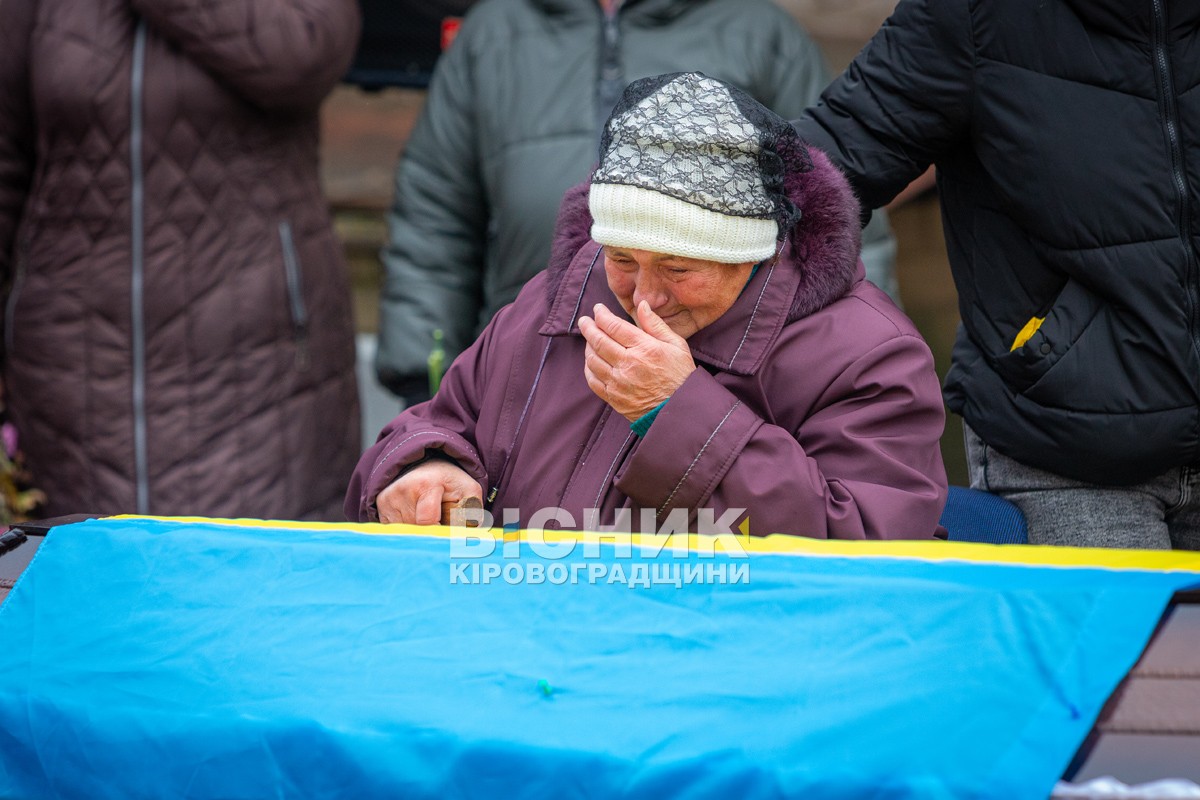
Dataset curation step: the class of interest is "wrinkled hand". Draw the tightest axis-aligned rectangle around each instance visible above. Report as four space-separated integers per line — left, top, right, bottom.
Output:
377 458 484 525
577 301 696 422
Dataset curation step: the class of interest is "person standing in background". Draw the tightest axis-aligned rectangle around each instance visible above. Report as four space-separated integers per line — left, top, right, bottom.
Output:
375 0 900 408
0 0 363 520
794 0 1200 549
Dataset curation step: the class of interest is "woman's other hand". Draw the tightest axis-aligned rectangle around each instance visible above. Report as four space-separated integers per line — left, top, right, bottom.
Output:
377 459 484 525
578 301 696 422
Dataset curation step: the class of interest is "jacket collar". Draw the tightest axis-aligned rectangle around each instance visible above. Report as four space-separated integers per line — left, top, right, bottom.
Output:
540 145 863 376
531 0 701 25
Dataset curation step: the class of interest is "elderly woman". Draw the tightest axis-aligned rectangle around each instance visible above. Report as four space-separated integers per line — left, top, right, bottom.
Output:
347 73 947 538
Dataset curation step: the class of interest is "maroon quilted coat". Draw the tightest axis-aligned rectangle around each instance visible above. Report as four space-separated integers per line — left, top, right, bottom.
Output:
0 0 362 519
348 148 948 538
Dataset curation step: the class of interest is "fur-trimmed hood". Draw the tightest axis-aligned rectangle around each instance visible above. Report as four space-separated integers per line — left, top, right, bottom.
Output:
544 144 863 326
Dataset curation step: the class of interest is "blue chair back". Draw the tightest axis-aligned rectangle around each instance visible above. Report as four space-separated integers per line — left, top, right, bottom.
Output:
939 486 1028 544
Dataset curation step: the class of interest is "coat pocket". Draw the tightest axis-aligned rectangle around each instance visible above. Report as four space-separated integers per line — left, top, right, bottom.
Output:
990 278 1103 396
278 220 310 370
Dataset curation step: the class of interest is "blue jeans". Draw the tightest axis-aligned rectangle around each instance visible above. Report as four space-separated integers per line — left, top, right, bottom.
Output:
964 426 1200 550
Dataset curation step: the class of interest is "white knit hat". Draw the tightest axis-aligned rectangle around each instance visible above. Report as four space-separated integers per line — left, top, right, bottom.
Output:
589 72 782 264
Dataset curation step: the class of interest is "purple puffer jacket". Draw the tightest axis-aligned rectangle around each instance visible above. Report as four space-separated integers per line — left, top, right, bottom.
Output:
0 0 361 519
347 147 948 537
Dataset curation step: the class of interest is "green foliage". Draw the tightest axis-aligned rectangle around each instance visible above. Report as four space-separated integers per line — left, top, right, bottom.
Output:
428 328 445 397
0 442 43 525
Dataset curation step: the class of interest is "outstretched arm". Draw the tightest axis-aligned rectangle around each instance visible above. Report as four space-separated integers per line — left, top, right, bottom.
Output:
793 0 975 208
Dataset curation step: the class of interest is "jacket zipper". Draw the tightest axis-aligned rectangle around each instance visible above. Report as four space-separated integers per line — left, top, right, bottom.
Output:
4 235 30 357
1151 0 1200 386
277 221 311 369
596 4 624 136
130 19 150 514
488 247 603 508
486 337 553 509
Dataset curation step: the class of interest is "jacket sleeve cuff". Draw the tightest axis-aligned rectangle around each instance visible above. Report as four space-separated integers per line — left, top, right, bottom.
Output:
630 398 669 437
614 369 761 517
359 429 487 522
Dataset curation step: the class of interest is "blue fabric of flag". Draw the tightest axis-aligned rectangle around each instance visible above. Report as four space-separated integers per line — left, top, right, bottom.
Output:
0 517 1196 799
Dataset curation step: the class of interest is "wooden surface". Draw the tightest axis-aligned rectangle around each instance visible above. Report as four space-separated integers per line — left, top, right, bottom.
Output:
1070 600 1200 783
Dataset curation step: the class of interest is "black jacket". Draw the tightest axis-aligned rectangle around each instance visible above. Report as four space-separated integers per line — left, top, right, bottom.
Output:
795 0 1200 485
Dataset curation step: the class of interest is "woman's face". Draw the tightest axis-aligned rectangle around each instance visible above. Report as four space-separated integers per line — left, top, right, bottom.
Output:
602 247 756 339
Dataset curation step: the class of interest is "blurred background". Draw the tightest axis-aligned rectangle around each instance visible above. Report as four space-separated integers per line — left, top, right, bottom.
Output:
320 0 965 483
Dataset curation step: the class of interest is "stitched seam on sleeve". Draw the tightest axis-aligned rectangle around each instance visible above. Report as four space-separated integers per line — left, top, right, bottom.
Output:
659 401 740 515
697 419 760 512
368 431 478 479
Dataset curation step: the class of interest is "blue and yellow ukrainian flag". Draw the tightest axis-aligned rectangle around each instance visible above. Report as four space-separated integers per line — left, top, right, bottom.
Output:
0 516 1196 799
